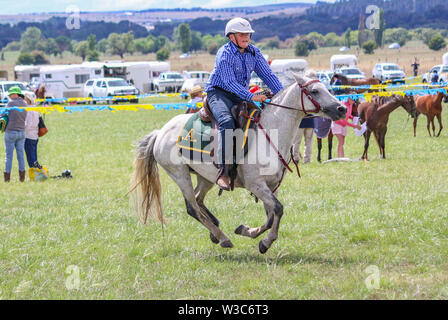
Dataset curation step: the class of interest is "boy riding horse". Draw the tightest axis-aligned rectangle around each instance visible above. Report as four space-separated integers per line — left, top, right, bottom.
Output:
204 17 284 191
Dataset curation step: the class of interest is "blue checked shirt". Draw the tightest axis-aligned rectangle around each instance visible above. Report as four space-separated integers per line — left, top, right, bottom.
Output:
205 41 283 101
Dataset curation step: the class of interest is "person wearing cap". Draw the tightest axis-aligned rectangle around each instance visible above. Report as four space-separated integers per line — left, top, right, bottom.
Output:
0 86 28 182
188 85 204 104
205 17 283 190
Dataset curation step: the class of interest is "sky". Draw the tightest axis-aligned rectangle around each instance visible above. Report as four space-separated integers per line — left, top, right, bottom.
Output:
0 0 336 15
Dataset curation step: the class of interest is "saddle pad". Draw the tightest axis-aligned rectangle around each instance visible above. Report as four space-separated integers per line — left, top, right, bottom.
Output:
176 109 259 163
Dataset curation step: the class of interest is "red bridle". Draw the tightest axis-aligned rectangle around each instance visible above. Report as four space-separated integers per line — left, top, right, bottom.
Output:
262 79 322 114
298 79 321 114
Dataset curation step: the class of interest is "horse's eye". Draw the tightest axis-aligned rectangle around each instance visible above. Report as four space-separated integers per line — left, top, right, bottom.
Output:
311 90 319 95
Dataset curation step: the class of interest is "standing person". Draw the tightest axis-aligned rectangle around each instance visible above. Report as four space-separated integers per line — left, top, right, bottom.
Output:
292 115 315 163
411 58 419 77
204 17 284 190
332 99 361 158
1 87 27 182
431 69 439 84
24 93 41 170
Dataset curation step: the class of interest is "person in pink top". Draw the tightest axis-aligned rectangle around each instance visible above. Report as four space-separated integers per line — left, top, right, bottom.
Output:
332 99 361 158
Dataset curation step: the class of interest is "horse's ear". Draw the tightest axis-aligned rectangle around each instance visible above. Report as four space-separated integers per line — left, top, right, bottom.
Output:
292 73 306 85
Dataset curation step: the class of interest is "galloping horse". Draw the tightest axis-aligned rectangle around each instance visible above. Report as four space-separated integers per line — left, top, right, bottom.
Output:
413 92 448 137
331 74 380 93
130 75 346 254
358 95 417 160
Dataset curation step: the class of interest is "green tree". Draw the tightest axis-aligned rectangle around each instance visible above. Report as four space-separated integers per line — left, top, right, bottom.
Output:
190 31 203 51
4 41 21 51
98 39 108 53
362 40 378 54
74 41 89 61
108 32 135 58
20 27 42 52
87 34 97 52
374 9 386 48
17 52 35 65
294 41 309 57
1 52 4 61
428 34 447 51
122 32 135 55
358 14 367 47
176 23 192 53
55 36 72 57
344 28 351 48
87 50 100 61
156 48 170 61
44 38 60 57
323 32 341 47
207 42 219 55
32 50 49 65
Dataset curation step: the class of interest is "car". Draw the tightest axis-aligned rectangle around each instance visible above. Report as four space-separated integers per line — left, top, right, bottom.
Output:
180 71 211 95
153 72 185 93
316 70 333 87
422 65 448 83
335 67 365 80
372 63 406 83
0 81 36 106
84 78 139 103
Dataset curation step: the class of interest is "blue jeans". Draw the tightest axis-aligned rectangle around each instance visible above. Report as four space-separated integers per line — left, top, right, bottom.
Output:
4 130 26 173
207 88 243 167
25 138 39 167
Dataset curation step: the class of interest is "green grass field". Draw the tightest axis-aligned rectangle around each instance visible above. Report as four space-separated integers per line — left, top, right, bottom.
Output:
0 96 447 299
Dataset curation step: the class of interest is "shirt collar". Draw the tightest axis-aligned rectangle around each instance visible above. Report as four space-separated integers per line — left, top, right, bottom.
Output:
228 41 255 56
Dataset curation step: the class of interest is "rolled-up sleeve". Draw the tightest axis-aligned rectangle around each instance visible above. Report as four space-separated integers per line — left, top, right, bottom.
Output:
254 50 283 95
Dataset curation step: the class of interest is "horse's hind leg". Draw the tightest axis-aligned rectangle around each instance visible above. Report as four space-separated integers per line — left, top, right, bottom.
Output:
362 130 371 160
164 165 233 248
194 175 221 244
436 113 443 137
426 116 432 137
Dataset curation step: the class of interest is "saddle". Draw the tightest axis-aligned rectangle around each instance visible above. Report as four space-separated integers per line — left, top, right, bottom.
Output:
178 98 260 191
198 97 256 130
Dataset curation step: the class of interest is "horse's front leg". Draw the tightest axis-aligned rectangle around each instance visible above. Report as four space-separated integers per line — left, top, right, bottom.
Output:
235 202 274 239
361 130 371 160
245 182 284 254
317 138 322 162
328 131 333 160
436 113 443 137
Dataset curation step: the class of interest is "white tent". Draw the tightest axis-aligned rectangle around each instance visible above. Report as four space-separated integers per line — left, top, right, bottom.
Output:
443 52 448 66
388 43 401 49
330 54 358 71
339 46 350 52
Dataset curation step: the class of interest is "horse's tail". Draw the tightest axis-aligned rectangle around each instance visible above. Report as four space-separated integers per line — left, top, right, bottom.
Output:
130 130 164 225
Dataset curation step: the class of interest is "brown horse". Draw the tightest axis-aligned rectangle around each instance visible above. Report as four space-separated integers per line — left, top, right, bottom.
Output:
358 95 417 160
413 92 448 137
331 73 380 93
35 85 46 102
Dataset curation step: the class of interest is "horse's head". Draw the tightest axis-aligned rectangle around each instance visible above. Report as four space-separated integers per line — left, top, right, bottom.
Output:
401 94 418 118
290 74 346 121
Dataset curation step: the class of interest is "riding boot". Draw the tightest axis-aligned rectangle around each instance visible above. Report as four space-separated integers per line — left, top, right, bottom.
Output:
216 166 231 191
4 172 10 182
19 171 25 182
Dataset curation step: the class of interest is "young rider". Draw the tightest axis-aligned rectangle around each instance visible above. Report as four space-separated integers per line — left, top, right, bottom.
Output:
204 17 284 190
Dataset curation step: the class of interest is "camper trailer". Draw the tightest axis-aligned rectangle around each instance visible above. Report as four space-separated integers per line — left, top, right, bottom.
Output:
92 60 170 93
443 52 448 66
14 65 41 83
330 54 358 72
270 59 308 86
40 64 103 99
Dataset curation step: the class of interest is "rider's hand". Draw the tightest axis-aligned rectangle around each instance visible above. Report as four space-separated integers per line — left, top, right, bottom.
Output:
252 94 268 103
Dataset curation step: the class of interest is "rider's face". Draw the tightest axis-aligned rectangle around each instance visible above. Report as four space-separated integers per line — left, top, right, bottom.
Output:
231 33 251 49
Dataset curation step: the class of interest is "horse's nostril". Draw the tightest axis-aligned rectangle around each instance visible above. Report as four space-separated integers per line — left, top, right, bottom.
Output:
337 106 346 113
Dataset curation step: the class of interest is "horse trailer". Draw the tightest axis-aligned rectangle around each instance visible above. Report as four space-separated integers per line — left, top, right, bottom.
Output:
270 59 308 86
330 55 358 72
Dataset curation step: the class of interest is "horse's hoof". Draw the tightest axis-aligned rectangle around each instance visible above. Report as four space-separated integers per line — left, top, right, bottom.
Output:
220 240 233 248
209 232 219 244
259 240 269 254
234 225 245 235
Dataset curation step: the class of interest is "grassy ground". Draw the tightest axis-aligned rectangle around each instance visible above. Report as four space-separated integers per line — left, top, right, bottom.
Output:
0 94 447 299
